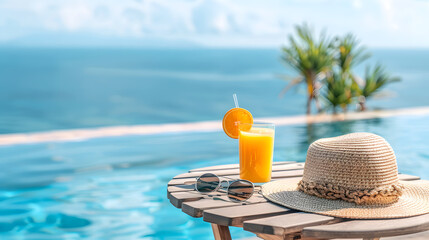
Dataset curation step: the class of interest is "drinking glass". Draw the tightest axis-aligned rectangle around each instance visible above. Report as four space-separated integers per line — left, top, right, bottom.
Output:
238 122 275 183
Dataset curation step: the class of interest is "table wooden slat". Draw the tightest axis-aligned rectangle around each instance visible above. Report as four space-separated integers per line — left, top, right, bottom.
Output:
203 202 292 227
168 172 417 186
167 184 195 193
302 213 429 239
271 169 303 178
168 191 204 208
168 175 208 186
182 194 267 218
243 212 338 236
168 170 303 186
175 163 304 179
188 161 297 173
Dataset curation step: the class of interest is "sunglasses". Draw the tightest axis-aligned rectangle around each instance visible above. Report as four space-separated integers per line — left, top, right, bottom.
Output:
195 173 255 202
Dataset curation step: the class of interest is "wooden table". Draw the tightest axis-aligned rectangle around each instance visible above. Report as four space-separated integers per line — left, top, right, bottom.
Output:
167 161 429 240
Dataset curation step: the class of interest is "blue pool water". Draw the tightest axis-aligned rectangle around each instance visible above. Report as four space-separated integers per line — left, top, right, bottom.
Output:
1 48 429 134
1 114 429 239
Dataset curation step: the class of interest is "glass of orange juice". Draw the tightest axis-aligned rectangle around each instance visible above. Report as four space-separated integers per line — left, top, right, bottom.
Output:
238 122 275 183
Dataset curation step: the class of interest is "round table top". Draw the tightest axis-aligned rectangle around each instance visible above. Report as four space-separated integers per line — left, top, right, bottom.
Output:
167 161 429 239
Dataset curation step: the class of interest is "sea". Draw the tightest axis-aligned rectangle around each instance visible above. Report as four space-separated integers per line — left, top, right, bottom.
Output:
1 48 429 134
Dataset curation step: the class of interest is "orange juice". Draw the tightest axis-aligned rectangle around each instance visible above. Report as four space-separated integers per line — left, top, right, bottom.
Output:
239 124 275 183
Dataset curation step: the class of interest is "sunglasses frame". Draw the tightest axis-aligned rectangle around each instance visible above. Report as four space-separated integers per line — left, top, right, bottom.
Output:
195 173 255 203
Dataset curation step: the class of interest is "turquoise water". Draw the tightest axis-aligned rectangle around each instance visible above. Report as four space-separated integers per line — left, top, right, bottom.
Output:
1 48 429 239
1 48 429 134
1 114 429 239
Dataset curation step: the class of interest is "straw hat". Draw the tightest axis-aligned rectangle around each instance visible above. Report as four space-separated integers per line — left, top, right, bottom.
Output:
262 132 429 219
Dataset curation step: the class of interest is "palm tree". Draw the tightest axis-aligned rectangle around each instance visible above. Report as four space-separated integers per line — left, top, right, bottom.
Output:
323 72 354 114
335 34 371 80
280 24 335 115
322 34 369 114
355 64 400 111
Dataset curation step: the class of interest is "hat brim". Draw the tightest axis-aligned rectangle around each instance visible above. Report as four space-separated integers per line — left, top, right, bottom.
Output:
262 178 429 219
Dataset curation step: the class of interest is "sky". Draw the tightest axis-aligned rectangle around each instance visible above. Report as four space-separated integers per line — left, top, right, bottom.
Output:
0 0 429 48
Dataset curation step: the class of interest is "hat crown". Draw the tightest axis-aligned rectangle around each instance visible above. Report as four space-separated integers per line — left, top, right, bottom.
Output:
303 132 399 190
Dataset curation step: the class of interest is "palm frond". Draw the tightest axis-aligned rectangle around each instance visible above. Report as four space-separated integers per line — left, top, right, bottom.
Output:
281 23 335 86
322 72 355 113
359 64 400 98
335 34 371 75
278 76 304 97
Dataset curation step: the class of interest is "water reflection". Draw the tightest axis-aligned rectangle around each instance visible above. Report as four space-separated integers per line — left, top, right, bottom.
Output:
297 118 385 153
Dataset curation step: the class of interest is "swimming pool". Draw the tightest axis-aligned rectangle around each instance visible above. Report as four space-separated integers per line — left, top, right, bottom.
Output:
1 114 429 239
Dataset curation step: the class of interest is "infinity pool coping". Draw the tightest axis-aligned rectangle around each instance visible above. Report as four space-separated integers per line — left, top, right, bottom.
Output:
1 106 429 146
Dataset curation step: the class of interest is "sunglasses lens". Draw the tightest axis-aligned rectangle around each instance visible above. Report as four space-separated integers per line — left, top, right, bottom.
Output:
196 173 220 193
227 180 254 202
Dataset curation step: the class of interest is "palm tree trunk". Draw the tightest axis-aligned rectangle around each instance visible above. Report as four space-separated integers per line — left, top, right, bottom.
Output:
359 102 366 111
306 94 312 115
313 78 322 113
359 96 367 111
305 73 315 115
315 97 322 113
